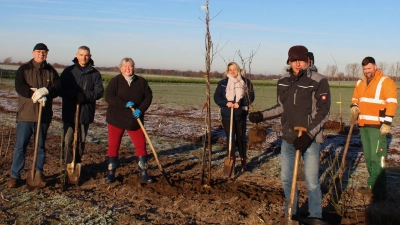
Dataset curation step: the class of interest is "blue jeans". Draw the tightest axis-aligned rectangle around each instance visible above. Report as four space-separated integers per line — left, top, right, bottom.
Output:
10 121 49 179
280 139 322 218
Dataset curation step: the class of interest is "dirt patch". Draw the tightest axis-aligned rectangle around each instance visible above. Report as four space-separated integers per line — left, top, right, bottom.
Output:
1 88 400 224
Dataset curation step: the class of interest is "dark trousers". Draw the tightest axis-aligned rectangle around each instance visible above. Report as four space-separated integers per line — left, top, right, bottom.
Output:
221 119 246 159
63 122 89 163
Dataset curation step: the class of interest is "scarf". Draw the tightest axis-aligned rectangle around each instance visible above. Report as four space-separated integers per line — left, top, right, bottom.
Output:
123 74 134 86
225 74 246 103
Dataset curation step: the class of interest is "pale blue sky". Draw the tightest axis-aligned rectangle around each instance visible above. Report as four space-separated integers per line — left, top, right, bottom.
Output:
0 0 399 75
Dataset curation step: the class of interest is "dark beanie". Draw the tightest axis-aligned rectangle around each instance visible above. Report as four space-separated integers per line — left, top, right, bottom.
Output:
286 45 308 64
308 52 314 63
33 43 49 51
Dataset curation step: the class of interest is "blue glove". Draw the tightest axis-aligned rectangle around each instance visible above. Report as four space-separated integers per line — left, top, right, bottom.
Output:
133 109 142 118
125 101 135 109
293 132 313 153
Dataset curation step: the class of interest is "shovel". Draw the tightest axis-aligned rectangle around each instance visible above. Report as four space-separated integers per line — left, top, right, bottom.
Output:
338 115 357 180
129 107 172 186
287 126 307 222
223 107 235 177
67 104 81 185
26 101 44 190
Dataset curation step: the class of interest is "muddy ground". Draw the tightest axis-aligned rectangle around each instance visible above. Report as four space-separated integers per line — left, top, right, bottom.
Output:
1 82 400 224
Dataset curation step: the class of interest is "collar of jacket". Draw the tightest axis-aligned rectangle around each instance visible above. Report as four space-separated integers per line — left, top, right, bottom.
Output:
29 58 48 70
290 67 310 81
72 57 94 72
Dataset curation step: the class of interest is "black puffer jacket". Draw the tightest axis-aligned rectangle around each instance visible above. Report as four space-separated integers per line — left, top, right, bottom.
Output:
214 76 254 121
105 74 152 130
15 59 60 123
60 58 104 124
261 67 330 144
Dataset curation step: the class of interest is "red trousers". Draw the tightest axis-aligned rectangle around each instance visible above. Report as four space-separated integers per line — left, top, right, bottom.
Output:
107 123 147 157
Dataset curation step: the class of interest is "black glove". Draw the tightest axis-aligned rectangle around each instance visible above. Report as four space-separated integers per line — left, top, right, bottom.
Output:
293 132 313 153
249 111 263 123
76 92 86 104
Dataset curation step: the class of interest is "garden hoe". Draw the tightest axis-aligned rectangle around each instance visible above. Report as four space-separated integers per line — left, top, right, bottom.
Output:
26 101 44 190
286 126 307 224
129 107 172 186
67 104 81 185
223 107 235 177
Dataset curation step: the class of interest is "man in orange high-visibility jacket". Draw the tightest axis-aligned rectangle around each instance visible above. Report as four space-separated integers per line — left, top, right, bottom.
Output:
350 56 397 201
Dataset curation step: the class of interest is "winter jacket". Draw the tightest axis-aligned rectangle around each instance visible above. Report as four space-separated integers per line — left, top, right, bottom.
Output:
60 58 104 124
105 74 152 130
261 67 330 144
351 69 397 127
15 59 60 123
214 76 255 121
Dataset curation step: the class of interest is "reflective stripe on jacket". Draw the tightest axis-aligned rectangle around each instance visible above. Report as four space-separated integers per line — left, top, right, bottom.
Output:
351 69 397 126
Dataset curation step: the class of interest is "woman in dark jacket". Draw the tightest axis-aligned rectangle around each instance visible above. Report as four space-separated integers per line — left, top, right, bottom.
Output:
104 57 153 183
214 62 254 172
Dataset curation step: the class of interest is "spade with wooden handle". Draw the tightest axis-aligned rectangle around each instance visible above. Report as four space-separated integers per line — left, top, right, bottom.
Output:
26 101 44 190
67 104 81 185
223 107 235 177
287 126 307 222
129 107 171 186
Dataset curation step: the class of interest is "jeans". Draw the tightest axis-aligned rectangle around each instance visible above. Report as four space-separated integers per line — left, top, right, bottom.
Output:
63 122 89 163
280 139 322 218
10 121 50 179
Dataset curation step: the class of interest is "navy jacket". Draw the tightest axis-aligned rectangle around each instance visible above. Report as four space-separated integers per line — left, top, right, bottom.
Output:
214 76 254 121
60 58 104 124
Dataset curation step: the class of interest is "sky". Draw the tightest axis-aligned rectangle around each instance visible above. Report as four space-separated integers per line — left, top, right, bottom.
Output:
0 0 399 75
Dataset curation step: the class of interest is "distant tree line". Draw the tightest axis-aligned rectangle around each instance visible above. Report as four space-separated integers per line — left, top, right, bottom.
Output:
3 56 400 81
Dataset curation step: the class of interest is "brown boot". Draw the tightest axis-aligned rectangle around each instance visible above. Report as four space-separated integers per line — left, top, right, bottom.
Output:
7 177 17 188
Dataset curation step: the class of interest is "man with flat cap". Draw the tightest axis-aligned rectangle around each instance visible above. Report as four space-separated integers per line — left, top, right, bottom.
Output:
249 45 330 223
7 43 61 188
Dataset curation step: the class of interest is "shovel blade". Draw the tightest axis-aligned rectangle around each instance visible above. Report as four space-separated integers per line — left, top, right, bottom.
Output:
67 163 81 185
223 157 234 177
26 170 42 190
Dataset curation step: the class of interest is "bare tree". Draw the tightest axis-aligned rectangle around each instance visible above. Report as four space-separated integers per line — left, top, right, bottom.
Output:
323 65 337 81
199 0 224 186
345 63 361 81
378 61 388 74
387 63 396 78
395 61 400 82
3 57 12 64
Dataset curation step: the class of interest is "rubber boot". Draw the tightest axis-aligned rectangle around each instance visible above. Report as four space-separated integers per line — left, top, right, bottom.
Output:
241 157 247 172
138 155 153 183
105 156 117 183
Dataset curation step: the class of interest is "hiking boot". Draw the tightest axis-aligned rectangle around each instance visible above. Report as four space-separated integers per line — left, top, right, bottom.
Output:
357 187 373 195
7 177 18 188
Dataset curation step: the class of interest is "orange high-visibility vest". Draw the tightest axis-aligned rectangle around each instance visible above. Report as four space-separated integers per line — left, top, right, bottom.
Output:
351 69 397 126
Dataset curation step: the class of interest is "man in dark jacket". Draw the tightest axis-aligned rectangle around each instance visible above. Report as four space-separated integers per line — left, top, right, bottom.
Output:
249 45 330 222
60 46 104 184
7 43 61 188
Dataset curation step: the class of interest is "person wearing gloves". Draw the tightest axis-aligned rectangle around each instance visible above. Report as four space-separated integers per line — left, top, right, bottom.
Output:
7 43 60 188
350 56 397 201
104 57 153 183
214 62 254 172
60 45 104 183
249 45 330 222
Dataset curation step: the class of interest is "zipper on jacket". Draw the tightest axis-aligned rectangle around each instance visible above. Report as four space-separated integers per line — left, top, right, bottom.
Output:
293 89 297 105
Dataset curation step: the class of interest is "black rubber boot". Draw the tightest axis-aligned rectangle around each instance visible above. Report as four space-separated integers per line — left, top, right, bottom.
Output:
105 156 117 183
241 157 247 172
138 155 153 183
